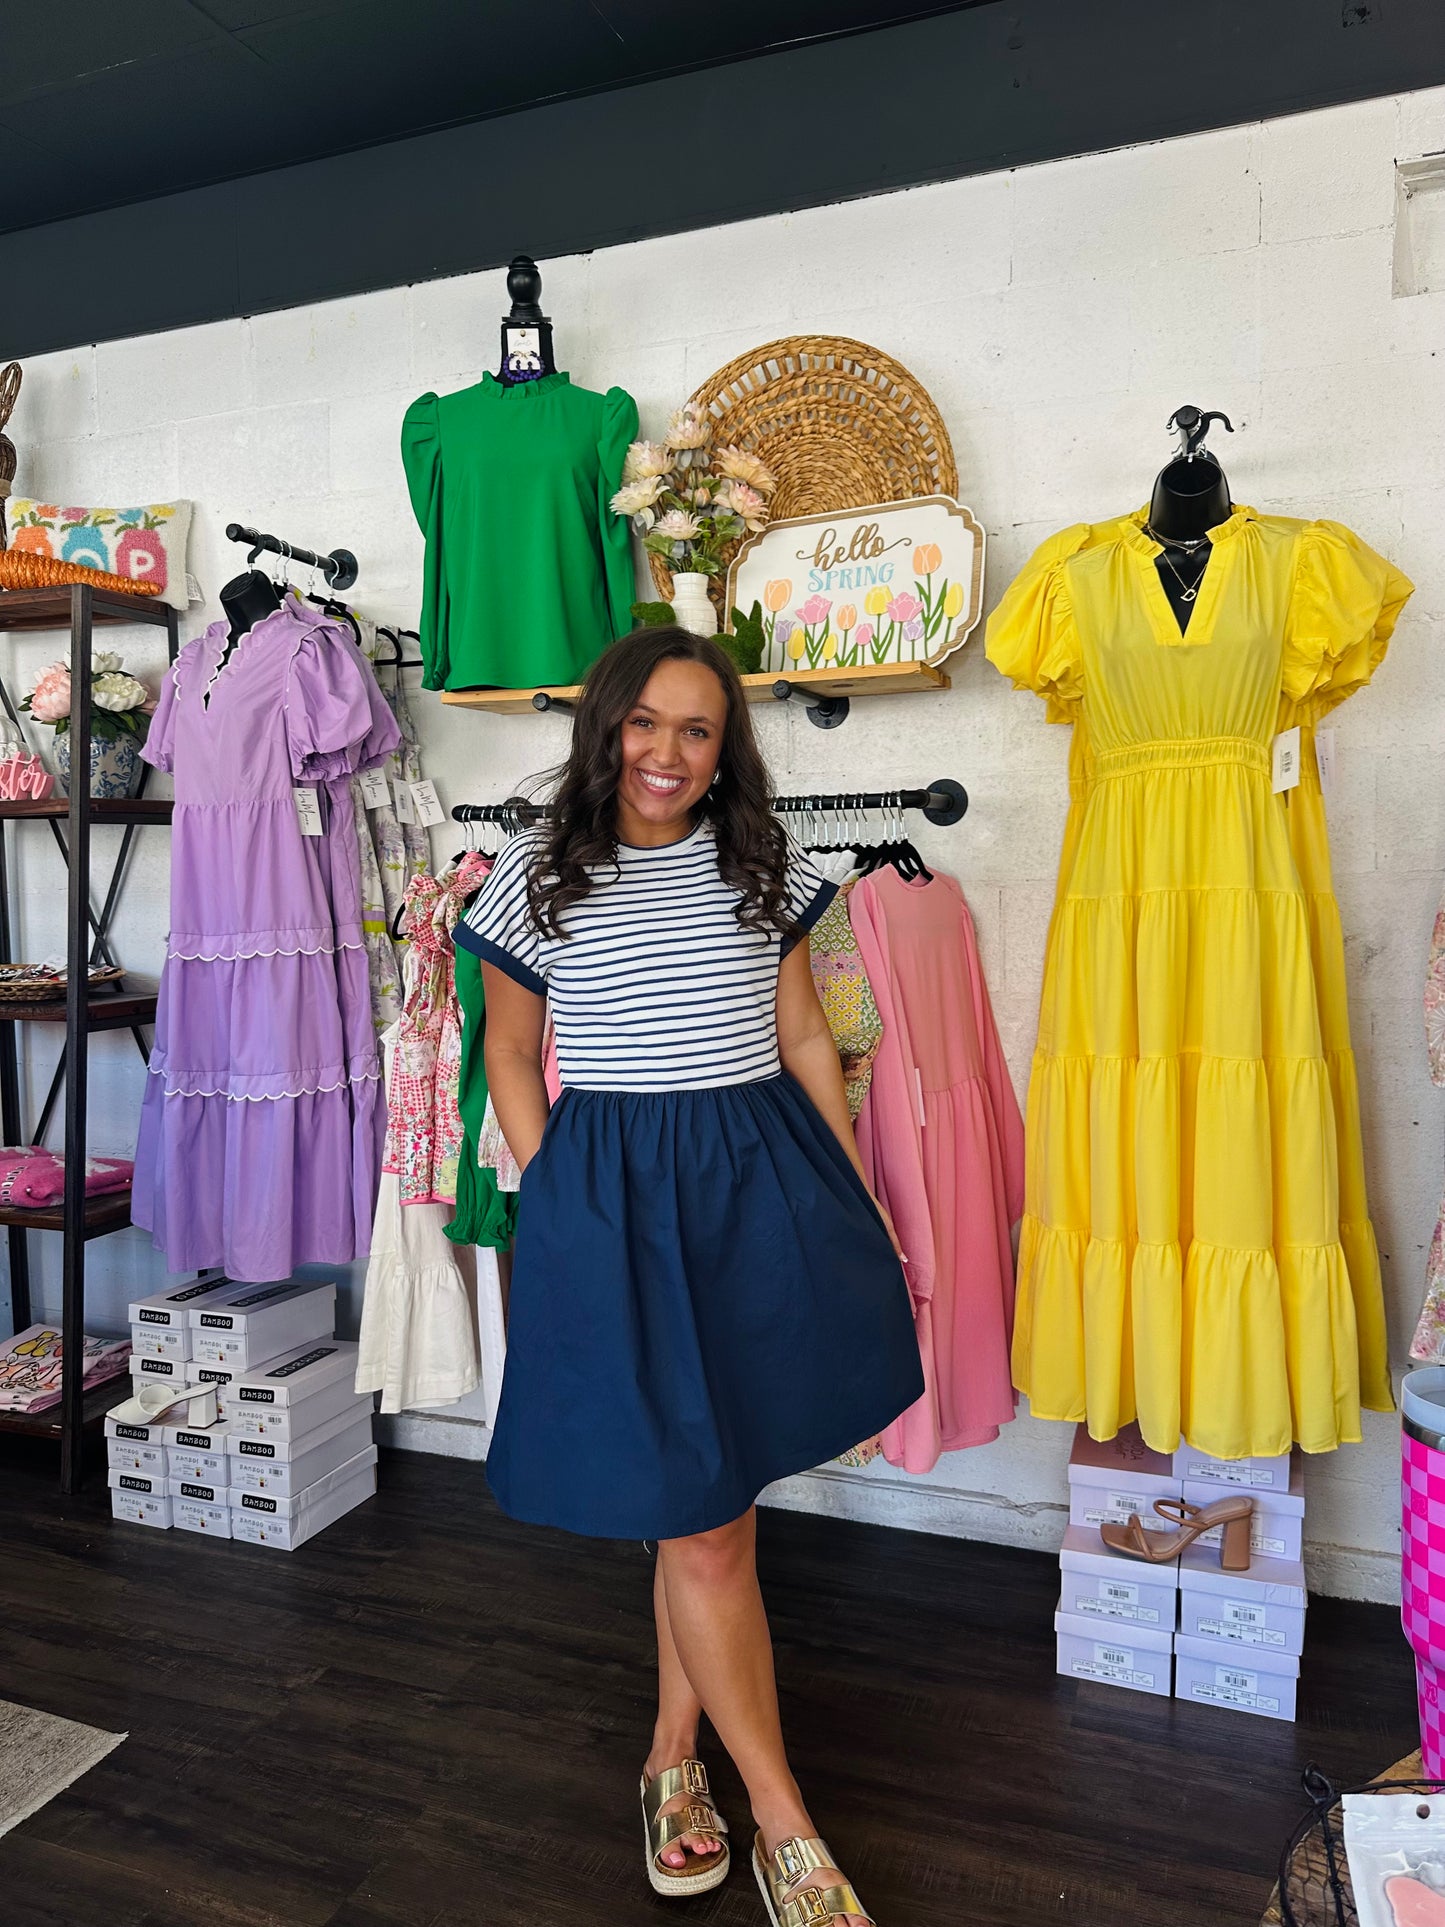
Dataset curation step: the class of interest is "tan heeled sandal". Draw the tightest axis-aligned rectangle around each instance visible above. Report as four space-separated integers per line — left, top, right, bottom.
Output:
753 1832 875 1927
1100 1493 1255 1571
640 1758 730 1898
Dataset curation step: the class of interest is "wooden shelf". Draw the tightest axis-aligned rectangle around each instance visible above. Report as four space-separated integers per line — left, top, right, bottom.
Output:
0 1373 129 1439
0 586 174 632
441 659 952 714
0 992 156 1030
0 1185 134 1237
0 797 173 822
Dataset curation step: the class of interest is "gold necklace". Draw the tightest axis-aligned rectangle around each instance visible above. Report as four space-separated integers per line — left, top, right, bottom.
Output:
1156 546 1208 604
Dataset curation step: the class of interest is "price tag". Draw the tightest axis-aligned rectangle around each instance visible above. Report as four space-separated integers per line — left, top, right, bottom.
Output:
1272 726 1301 794
410 779 445 828
359 767 391 810
392 778 416 824
293 787 323 837
1314 727 1337 799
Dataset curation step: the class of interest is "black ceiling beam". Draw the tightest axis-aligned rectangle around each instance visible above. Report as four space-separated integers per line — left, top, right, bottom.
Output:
3 0 1444 358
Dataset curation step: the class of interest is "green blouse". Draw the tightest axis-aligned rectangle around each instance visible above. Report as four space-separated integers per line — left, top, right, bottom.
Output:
401 372 638 691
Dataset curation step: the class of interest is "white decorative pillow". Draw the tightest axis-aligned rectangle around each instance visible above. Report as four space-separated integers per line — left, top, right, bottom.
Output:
5 500 194 610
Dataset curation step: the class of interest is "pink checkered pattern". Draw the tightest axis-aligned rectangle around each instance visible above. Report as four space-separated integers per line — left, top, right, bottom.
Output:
1402 1428 1445 1775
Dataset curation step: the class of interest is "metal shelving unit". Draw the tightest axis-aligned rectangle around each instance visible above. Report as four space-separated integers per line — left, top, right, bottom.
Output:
0 583 178 1489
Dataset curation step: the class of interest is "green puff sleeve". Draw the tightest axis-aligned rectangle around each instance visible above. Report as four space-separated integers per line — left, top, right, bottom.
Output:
598 385 641 642
445 940 517 1252
401 391 451 692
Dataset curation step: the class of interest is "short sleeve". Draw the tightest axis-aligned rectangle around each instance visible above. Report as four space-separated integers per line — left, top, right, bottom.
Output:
780 832 837 956
283 625 401 783
140 654 183 773
401 391 451 691
1282 520 1414 717
984 525 1089 724
454 835 547 995
598 386 641 640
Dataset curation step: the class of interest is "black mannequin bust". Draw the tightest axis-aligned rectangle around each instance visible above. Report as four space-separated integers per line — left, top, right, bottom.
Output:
1147 407 1234 631
497 255 558 386
213 567 284 685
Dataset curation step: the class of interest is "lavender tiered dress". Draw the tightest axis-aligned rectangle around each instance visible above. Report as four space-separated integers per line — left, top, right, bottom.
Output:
133 598 401 1282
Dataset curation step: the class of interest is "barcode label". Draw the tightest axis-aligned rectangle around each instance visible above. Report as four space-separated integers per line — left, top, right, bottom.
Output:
1077 1594 1159 1624
1197 1616 1286 1648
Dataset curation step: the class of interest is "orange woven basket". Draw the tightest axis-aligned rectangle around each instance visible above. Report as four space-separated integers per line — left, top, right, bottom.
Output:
0 551 160 597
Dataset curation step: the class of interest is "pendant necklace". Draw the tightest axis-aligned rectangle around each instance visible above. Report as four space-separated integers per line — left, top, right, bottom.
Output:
1157 546 1207 603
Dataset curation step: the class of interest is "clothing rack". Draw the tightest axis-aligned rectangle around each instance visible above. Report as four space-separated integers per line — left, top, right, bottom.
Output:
451 779 969 830
224 522 359 592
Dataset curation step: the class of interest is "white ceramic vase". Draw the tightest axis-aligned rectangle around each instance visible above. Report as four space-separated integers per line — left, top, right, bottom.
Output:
669 571 717 638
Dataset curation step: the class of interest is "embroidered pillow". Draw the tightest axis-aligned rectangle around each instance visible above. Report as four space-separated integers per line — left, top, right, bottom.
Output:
6 500 194 610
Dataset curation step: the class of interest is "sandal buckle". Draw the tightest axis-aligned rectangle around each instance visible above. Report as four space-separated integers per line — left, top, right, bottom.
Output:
792 1889 831 1925
683 1803 713 1835
776 1838 809 1882
681 1759 708 1796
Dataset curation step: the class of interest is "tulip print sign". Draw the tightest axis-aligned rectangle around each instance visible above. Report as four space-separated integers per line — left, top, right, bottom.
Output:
726 496 985 674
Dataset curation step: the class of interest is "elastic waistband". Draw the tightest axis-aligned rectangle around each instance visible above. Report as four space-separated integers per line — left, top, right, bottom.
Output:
1093 737 1270 779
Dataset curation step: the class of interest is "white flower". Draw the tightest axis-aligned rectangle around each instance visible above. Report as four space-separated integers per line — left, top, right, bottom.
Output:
715 445 777 494
91 650 123 675
610 476 666 518
92 672 149 713
717 479 769 530
652 509 700 541
622 440 673 483
665 405 711 451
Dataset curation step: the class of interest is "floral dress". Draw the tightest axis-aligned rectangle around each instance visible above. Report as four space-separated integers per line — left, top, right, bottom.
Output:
1412 894 1445 1361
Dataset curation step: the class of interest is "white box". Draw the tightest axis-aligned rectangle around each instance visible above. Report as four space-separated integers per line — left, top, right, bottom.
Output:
228 1408 373 1499
127 1277 236 1333
1058 1525 1178 1630
108 1465 167 1502
130 1352 185 1388
229 1339 366 1439
171 1491 232 1537
1178 1544 1307 1657
1184 1456 1305 1563
189 1359 243 1416
1171 1444 1293 1492
165 1419 229 1487
188 1281 336 1370
229 1449 378 1551
1067 1423 1182 1530
129 1320 191 1364
1174 1632 1299 1722
112 1486 171 1529
105 1412 169 1475
1054 1605 1173 1697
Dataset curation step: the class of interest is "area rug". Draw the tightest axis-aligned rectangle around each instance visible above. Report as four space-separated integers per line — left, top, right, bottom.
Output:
0 1696 125 1838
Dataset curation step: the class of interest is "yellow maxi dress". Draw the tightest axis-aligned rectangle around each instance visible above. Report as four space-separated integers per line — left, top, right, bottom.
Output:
987 506 1412 1458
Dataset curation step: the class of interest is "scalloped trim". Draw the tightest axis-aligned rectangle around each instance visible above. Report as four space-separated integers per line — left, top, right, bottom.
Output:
149 1065 381 1102
165 939 366 962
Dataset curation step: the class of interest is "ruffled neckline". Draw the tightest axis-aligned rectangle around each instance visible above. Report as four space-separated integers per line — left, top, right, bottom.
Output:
479 371 572 401
1118 502 1256 557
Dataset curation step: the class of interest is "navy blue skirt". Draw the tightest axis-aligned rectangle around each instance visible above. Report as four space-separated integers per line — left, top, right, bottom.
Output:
486 1073 924 1540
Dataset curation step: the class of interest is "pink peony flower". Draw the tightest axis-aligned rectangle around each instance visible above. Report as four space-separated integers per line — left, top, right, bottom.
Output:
797 594 832 625
27 664 71 723
886 591 923 623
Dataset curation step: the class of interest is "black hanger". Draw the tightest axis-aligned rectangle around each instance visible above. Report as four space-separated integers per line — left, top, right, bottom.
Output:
374 625 425 671
305 588 362 647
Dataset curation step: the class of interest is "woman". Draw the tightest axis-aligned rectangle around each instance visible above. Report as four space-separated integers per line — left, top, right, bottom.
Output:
457 627 923 1927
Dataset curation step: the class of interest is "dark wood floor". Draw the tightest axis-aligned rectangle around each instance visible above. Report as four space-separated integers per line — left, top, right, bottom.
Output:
0 1440 1419 1927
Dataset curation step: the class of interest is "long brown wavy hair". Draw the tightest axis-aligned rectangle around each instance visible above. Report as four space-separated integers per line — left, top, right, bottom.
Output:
525 626 794 942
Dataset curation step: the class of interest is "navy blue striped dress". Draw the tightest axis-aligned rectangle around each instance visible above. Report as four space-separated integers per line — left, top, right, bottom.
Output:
453 822 924 1539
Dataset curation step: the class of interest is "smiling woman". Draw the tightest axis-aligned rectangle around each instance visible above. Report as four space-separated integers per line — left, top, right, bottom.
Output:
452 626 921 1926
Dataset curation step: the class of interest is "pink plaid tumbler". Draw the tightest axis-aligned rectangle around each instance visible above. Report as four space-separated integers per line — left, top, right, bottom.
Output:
1402 1367 1445 1775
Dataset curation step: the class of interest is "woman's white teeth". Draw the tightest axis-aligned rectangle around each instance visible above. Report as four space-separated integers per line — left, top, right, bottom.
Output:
639 771 685 792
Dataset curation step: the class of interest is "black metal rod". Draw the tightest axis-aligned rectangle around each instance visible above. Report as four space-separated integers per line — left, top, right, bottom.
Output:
60 585 92 1494
451 780 969 825
224 522 358 592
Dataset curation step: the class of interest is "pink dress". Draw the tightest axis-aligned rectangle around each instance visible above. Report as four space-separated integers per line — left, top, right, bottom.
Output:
850 867 1025 1471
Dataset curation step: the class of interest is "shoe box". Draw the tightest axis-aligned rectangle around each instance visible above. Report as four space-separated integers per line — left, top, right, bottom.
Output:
164 1419 230 1486
1058 1524 1179 1632
1066 1423 1181 1531
126 1278 237 1364
1183 1454 1304 1563
229 1445 378 1550
1178 1543 1307 1657
1053 1609 1173 1697
188 1281 337 1371
1171 1443 1293 1493
105 1411 168 1476
167 1473 233 1538
228 1406 375 1500
108 1464 171 1528
1173 1634 1300 1722
227 1339 368 1441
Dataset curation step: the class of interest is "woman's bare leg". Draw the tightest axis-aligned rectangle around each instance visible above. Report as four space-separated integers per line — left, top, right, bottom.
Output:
647 1553 724 1868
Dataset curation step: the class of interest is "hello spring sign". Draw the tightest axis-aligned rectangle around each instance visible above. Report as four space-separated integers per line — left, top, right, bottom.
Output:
726 495 985 675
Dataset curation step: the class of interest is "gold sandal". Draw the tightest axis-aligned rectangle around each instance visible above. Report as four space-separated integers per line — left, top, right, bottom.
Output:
640 1758 730 1898
753 1832 875 1926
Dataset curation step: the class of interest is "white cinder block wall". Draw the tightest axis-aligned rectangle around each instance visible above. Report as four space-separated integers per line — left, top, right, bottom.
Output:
8 88 1445 1601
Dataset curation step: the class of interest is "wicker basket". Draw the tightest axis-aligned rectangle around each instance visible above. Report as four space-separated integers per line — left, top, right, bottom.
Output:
648 335 958 617
0 966 125 1003
0 550 160 597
